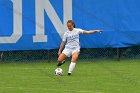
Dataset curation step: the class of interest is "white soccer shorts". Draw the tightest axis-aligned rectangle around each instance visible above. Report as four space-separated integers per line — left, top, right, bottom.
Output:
62 47 80 57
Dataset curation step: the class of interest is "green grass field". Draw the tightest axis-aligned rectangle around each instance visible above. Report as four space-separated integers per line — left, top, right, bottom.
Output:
0 60 140 93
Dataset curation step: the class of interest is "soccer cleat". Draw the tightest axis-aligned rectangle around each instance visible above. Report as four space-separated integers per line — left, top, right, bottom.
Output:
57 60 65 66
68 73 71 76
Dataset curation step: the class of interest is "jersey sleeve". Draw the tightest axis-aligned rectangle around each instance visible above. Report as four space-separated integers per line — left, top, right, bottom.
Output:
76 28 85 34
62 33 67 41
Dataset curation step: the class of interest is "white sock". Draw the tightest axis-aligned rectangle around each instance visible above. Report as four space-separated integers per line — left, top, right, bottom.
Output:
68 62 76 73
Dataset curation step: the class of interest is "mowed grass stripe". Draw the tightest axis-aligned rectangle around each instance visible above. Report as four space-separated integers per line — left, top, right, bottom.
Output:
0 61 140 93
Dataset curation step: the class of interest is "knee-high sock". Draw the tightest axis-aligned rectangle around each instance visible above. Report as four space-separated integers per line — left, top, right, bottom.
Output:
68 62 76 73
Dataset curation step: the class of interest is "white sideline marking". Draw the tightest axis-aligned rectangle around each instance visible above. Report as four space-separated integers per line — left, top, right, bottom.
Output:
0 86 93 93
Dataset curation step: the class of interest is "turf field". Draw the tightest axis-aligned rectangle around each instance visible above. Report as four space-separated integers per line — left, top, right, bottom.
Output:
0 60 140 93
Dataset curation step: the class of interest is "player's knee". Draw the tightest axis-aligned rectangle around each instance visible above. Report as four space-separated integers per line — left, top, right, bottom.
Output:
71 57 78 62
57 58 62 62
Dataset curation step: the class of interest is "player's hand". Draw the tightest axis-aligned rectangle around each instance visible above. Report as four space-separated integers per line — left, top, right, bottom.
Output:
58 51 61 56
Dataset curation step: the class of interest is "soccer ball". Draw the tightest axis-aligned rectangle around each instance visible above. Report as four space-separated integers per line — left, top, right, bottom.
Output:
55 68 64 76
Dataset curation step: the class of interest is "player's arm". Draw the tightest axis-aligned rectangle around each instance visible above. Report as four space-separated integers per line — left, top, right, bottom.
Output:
83 30 103 34
58 41 65 56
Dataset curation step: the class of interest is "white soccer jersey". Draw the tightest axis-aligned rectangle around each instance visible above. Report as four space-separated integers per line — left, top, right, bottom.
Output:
63 28 84 49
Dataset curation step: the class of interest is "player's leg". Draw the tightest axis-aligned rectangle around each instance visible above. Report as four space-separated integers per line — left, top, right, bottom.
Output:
68 51 79 75
57 53 67 66
57 48 72 66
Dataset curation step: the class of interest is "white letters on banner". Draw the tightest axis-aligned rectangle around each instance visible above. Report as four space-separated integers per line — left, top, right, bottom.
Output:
33 0 72 42
0 0 72 43
0 0 22 43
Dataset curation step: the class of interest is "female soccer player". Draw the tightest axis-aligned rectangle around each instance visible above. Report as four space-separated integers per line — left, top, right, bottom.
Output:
57 20 102 75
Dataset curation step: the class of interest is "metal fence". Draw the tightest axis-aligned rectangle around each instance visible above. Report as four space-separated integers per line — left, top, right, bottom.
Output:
0 46 140 63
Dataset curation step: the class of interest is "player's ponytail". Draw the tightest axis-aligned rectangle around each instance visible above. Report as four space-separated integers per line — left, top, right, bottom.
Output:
67 20 76 28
